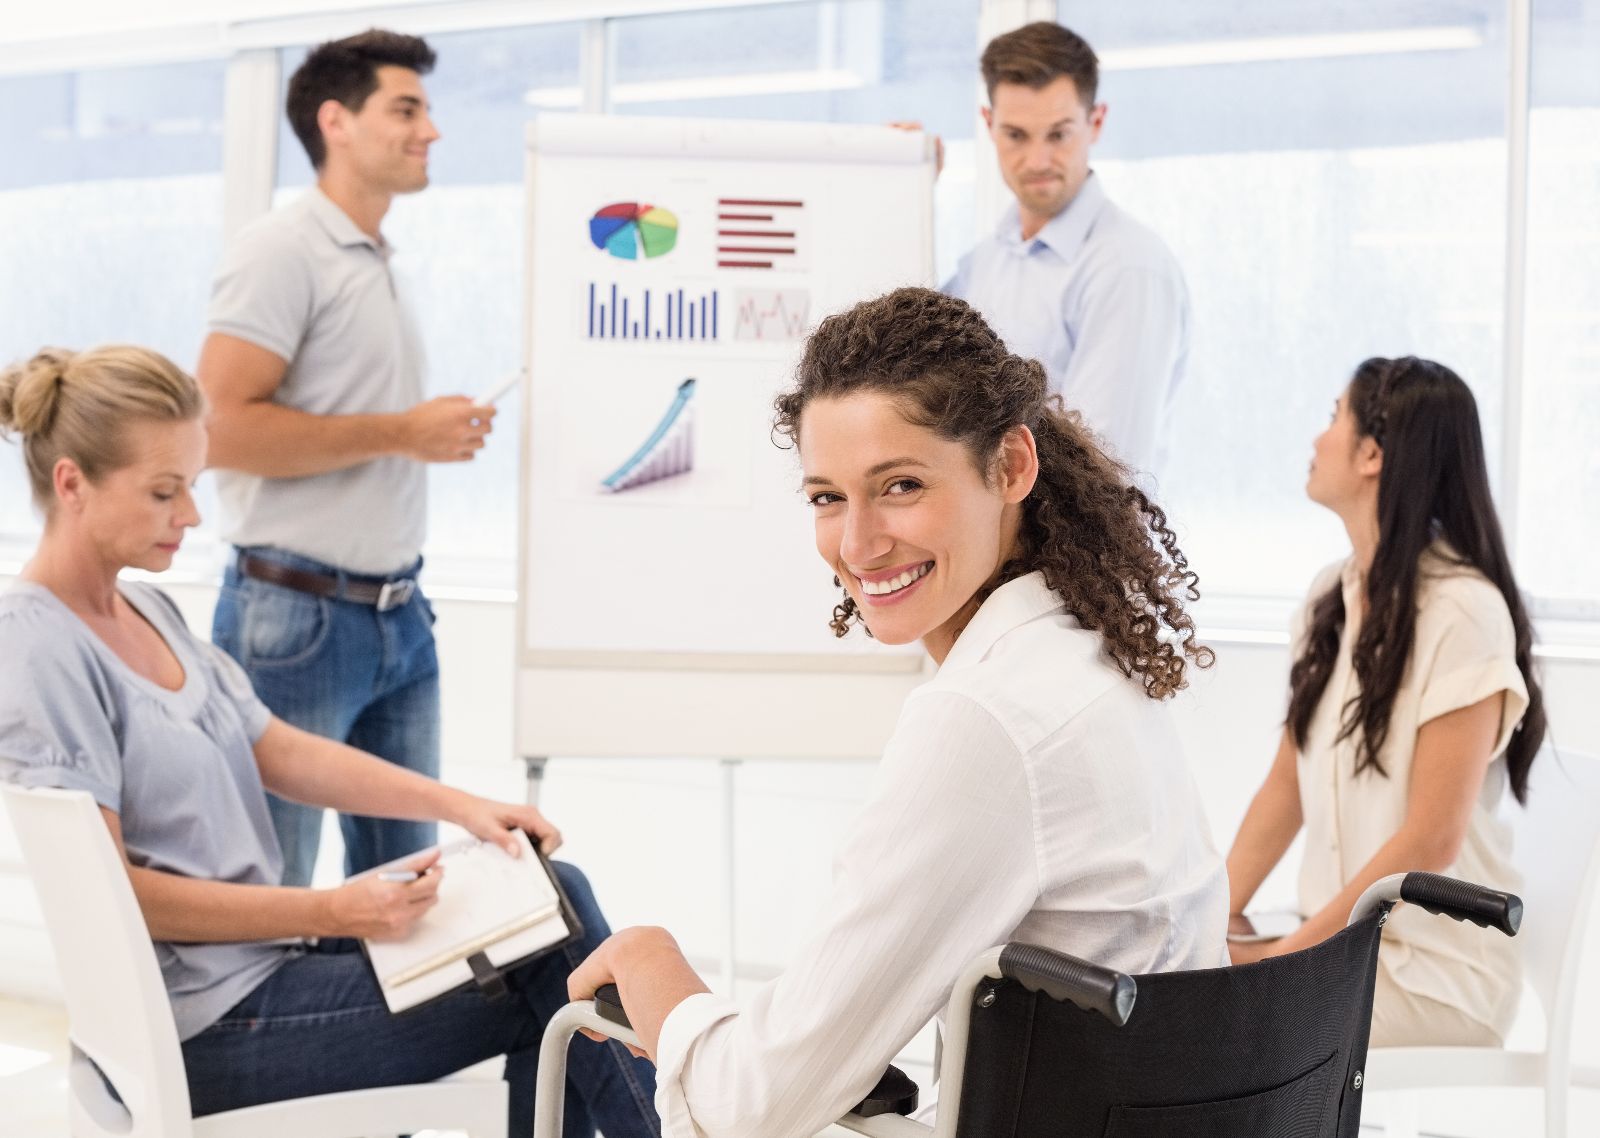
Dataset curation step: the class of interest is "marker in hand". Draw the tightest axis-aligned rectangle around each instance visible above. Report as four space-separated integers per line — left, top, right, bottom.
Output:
378 857 439 883
476 371 523 407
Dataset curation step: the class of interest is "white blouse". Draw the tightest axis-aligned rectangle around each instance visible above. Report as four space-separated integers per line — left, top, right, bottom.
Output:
654 572 1230 1138
1294 548 1529 1032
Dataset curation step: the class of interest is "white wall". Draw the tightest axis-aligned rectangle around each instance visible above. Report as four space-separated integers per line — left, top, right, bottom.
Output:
3 579 1598 1063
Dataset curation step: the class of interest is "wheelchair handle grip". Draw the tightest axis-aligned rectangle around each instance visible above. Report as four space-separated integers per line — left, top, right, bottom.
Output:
848 1064 919 1118
1400 872 1522 937
593 983 632 1028
999 942 1137 1026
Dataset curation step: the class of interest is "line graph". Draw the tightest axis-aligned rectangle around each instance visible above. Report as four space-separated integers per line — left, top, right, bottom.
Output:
732 289 809 341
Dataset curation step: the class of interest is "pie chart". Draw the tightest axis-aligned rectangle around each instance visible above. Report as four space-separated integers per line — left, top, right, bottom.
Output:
589 203 678 260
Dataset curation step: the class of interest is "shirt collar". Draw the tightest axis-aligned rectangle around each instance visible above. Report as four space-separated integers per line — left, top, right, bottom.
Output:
1336 538 1464 619
938 570 1066 672
305 186 388 254
995 171 1107 259
1339 554 1362 596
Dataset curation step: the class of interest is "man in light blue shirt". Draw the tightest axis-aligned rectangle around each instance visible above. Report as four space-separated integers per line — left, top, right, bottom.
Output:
944 22 1189 482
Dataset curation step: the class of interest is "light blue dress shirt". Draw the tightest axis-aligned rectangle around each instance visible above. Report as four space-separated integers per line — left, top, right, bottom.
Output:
943 173 1190 482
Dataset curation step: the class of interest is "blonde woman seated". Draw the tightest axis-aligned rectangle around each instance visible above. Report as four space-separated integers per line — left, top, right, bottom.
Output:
0 346 660 1138
1227 356 1546 1048
566 287 1231 1137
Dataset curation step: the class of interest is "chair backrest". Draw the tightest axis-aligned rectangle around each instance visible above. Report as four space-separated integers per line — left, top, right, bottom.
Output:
951 912 1387 1138
1507 749 1600 1053
2 785 195 1137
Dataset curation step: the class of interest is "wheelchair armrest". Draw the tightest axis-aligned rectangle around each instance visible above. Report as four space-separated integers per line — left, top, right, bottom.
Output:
1400 872 1522 936
599 984 918 1119
536 998 644 1137
999 942 1137 1026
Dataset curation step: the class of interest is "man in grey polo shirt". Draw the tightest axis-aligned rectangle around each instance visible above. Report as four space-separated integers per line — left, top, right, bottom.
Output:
199 29 492 885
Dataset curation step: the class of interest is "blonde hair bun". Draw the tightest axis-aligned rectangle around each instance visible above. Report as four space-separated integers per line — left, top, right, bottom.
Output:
0 343 202 510
0 347 76 439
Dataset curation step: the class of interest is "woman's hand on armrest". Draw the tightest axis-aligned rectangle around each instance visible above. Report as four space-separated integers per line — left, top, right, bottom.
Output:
568 926 712 1060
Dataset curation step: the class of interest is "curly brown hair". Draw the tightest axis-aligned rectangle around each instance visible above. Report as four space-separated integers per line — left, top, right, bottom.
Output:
773 287 1211 700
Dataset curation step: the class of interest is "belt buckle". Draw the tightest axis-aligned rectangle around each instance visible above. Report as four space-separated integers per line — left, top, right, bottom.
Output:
376 579 415 612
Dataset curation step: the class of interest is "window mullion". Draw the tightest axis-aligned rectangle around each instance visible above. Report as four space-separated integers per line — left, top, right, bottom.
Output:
221 48 280 242
581 18 611 115
1500 0 1532 560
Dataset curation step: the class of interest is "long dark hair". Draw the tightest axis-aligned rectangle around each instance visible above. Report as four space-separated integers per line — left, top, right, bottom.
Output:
1286 357 1546 802
773 287 1212 700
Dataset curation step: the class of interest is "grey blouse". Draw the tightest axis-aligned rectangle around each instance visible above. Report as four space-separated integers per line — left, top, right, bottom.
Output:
0 580 294 1039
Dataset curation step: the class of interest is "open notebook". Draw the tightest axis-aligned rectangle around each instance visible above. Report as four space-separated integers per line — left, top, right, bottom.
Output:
359 829 580 1013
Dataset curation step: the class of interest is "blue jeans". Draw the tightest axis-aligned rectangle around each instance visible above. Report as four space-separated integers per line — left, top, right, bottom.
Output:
181 862 660 1138
213 547 440 885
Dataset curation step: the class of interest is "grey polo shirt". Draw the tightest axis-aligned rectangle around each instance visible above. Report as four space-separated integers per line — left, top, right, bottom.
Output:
0 581 294 1041
207 187 427 575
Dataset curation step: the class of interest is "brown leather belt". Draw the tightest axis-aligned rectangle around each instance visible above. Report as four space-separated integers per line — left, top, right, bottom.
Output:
238 553 417 612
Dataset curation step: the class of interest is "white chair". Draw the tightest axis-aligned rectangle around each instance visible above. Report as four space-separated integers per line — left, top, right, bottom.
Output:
1364 749 1600 1137
1 784 508 1138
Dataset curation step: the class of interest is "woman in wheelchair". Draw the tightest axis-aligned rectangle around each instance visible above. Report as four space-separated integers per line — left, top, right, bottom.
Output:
0 346 660 1138
567 287 1231 1137
1226 356 1546 1047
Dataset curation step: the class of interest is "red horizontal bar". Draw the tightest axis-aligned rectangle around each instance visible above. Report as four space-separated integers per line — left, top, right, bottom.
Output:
718 260 773 268
718 199 803 207
718 213 773 221
719 230 795 238
719 246 795 254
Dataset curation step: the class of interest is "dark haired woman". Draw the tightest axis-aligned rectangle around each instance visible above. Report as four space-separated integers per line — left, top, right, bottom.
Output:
567 287 1229 1137
1226 357 1545 1048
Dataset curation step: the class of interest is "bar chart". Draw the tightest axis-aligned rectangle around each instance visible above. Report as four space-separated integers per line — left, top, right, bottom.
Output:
716 197 805 270
586 282 721 341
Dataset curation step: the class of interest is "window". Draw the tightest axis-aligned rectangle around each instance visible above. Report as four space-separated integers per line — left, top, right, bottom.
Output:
276 24 584 583
1518 0 1600 609
20 3 1565 609
1053 1 1509 603
0 60 225 547
605 0 981 287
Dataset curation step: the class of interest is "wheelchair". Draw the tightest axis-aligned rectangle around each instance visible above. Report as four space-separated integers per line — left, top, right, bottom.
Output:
533 871 1520 1138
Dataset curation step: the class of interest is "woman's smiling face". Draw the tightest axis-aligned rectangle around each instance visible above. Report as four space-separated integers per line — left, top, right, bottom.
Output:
799 390 1035 661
